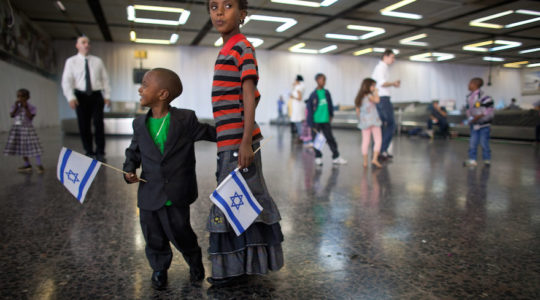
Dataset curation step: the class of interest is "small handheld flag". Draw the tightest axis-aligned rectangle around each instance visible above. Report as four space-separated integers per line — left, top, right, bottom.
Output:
210 168 263 236
313 132 326 151
57 147 101 204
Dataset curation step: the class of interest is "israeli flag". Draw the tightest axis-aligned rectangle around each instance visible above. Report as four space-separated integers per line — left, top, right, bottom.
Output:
313 132 326 151
210 168 263 236
57 147 101 204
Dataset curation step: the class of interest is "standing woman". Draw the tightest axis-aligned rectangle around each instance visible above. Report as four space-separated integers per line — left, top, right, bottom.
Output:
289 75 305 141
355 78 382 168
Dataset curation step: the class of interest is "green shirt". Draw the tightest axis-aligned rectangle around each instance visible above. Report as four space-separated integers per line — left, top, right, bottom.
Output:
313 89 330 123
146 112 172 206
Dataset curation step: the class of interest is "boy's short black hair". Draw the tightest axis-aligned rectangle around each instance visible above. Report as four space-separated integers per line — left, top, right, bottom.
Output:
315 73 325 80
150 68 183 102
206 0 248 12
381 49 394 59
471 77 484 88
296 75 303 82
17 88 30 98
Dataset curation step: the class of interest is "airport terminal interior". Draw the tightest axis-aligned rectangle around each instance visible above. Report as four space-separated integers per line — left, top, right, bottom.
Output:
1 0 540 299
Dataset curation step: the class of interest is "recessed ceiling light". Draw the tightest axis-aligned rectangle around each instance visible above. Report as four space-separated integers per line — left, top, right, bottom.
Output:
243 15 297 32
271 0 339 8
410 52 454 62
346 25 385 40
399 33 428 46
483 57 505 62
463 40 521 52
353 48 400 56
214 37 264 48
503 61 528 68
519 47 540 54
127 5 191 26
373 48 400 55
55 1 66 12
325 33 359 40
469 9 540 29
289 42 337 54
380 0 422 20
527 62 540 68
130 32 180 45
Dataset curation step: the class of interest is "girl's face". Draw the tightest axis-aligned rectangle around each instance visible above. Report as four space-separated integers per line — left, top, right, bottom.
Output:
209 0 246 36
370 83 376 92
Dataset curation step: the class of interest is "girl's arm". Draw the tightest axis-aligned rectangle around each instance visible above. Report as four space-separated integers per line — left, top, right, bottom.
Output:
368 89 380 103
238 78 256 169
10 102 19 118
22 103 34 120
356 106 360 118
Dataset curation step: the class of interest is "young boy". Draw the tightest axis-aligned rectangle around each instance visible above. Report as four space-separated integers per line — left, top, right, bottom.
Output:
123 68 216 289
206 0 284 286
464 77 494 167
307 73 347 166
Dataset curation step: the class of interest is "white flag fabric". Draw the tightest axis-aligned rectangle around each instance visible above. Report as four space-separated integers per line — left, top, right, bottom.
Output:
313 132 326 151
57 147 101 204
209 168 263 236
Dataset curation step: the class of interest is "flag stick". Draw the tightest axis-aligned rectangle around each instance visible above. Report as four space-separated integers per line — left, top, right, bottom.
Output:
253 136 271 154
100 161 147 183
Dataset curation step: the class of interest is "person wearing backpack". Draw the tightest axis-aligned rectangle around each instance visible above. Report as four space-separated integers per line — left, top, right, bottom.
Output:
464 77 494 167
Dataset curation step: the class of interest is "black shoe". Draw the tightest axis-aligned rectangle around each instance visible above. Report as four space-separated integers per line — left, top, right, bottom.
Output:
151 270 167 290
206 276 235 287
95 153 106 162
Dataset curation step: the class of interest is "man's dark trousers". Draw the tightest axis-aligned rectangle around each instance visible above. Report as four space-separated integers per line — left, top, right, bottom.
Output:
376 96 395 153
75 90 105 155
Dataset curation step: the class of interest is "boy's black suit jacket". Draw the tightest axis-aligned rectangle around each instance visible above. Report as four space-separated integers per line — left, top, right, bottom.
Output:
123 107 216 211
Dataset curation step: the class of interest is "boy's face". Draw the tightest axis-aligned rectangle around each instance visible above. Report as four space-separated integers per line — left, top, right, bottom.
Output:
138 71 164 107
468 81 478 92
209 0 246 35
316 76 326 88
17 91 29 102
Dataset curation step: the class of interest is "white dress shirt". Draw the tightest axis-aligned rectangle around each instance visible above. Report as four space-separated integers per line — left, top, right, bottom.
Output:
62 53 111 101
289 82 306 122
371 60 391 97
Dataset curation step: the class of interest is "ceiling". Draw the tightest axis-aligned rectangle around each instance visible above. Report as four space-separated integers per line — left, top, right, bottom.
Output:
11 0 540 67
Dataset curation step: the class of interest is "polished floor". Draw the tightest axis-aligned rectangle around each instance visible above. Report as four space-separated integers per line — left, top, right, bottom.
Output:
1 125 539 300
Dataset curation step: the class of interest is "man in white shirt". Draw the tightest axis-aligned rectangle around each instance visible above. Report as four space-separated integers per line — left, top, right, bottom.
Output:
62 36 111 161
371 49 400 160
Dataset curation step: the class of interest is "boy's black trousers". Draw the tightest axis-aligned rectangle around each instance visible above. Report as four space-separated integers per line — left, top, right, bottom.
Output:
139 204 202 272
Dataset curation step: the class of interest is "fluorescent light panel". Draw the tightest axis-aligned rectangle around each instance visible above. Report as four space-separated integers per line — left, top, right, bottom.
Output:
130 32 179 45
483 57 504 62
519 48 540 54
380 0 422 20
527 63 540 68
469 9 540 29
127 5 191 26
346 25 385 40
503 61 528 68
410 52 454 62
399 33 428 46
463 40 521 52
243 15 297 32
289 42 337 54
353 47 400 56
270 0 339 7
56 1 66 12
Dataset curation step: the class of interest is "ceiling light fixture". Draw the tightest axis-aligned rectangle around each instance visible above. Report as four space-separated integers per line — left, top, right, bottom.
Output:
483 57 505 62
503 61 528 68
346 25 385 40
325 33 359 40
214 37 264 48
353 47 400 56
126 5 191 26
289 42 337 54
526 62 540 68
399 33 428 46
55 1 66 12
271 0 339 8
469 9 540 29
409 52 455 62
243 15 297 32
130 33 180 45
380 0 422 20
463 40 521 52
519 47 540 54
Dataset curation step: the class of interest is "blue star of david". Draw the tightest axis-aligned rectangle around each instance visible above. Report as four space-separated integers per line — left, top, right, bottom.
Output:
230 192 244 210
65 169 80 184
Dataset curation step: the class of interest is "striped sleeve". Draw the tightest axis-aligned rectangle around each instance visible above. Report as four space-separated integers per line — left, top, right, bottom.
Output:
237 43 259 83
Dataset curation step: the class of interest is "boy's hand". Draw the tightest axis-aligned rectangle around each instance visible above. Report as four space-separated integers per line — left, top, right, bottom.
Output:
238 142 254 169
125 172 140 183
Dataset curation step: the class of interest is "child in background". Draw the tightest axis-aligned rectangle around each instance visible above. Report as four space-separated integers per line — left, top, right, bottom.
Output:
206 0 284 286
3 89 44 173
123 68 216 289
355 78 382 168
464 77 494 167
307 73 347 166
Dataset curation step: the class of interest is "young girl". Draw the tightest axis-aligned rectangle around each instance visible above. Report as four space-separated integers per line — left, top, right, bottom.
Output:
3 89 44 173
355 78 382 168
206 0 284 286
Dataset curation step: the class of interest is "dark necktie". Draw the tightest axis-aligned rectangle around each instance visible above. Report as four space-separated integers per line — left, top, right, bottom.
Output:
85 58 92 95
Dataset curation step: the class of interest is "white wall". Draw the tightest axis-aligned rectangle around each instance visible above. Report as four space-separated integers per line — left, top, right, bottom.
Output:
0 60 59 132
54 40 523 122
